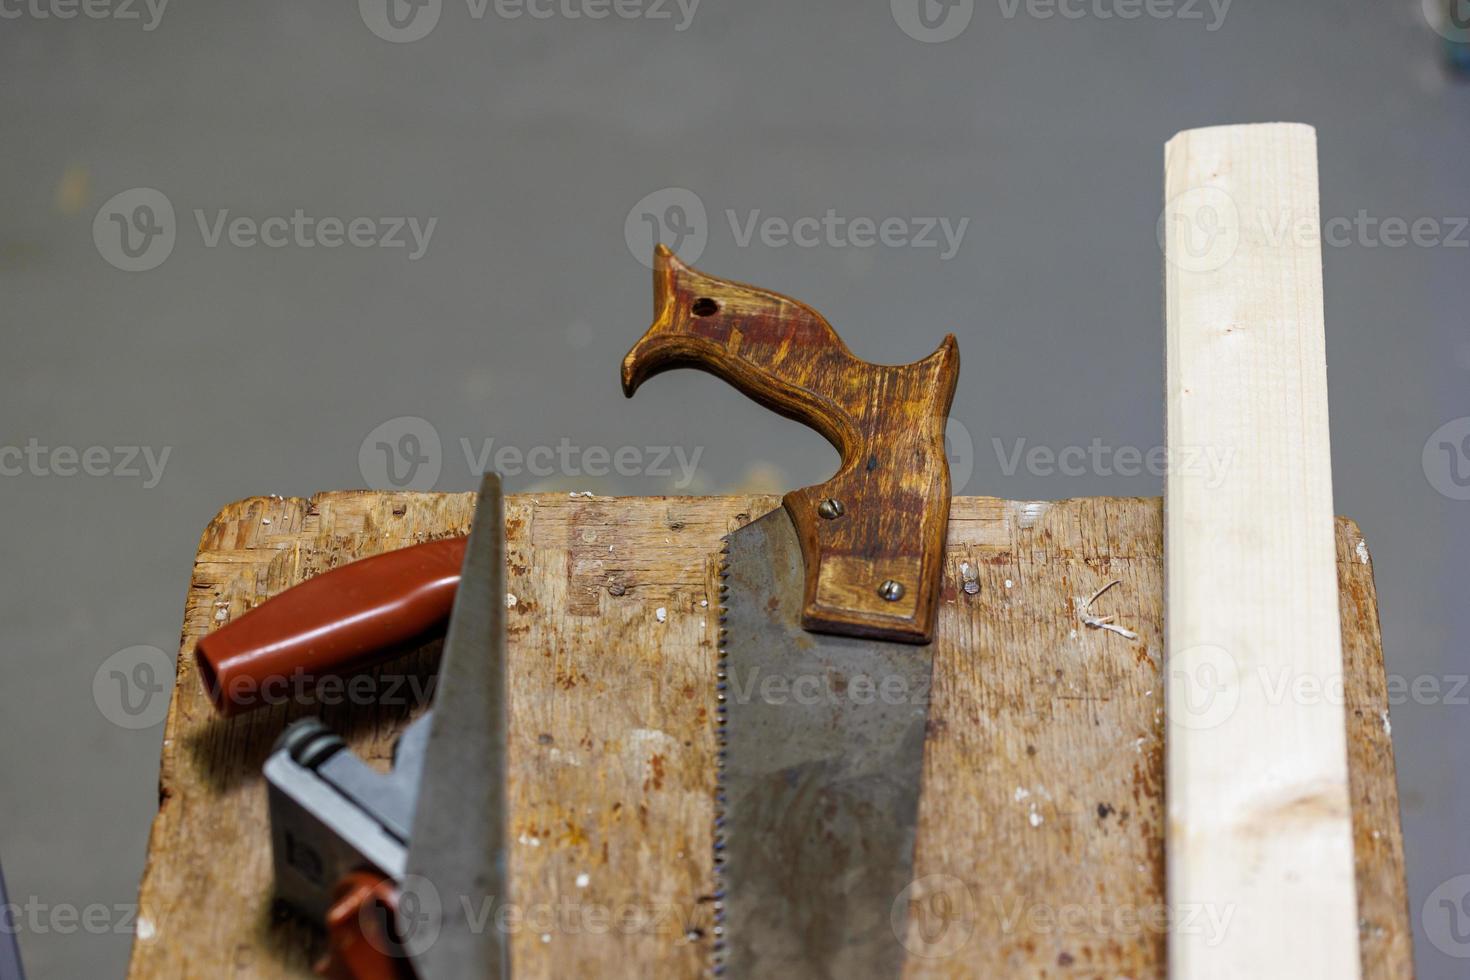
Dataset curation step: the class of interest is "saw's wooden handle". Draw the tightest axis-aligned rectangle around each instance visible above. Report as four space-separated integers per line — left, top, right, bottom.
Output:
622 245 959 643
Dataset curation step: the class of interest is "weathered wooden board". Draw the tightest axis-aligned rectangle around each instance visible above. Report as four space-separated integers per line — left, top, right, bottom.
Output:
127 493 1411 978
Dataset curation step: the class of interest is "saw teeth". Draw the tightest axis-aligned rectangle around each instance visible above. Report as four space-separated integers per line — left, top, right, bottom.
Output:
711 538 731 978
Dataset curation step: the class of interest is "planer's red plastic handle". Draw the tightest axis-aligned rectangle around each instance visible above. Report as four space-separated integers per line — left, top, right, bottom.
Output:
195 536 467 716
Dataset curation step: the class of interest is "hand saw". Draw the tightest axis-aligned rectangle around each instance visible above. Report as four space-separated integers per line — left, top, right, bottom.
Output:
261 474 510 980
623 245 959 978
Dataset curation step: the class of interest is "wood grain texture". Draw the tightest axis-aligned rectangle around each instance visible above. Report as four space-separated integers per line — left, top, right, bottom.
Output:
128 492 1410 979
622 245 958 643
1164 123 1359 979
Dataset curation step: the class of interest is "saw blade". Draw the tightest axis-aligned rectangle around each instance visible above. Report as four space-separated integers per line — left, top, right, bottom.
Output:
402 475 510 980
715 508 933 979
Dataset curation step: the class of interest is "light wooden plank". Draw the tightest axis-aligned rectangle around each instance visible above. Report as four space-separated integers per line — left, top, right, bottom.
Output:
127 492 1409 978
1164 123 1361 978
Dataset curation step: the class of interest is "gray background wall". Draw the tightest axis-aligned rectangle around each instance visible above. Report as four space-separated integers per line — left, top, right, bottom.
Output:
2 1 1466 976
